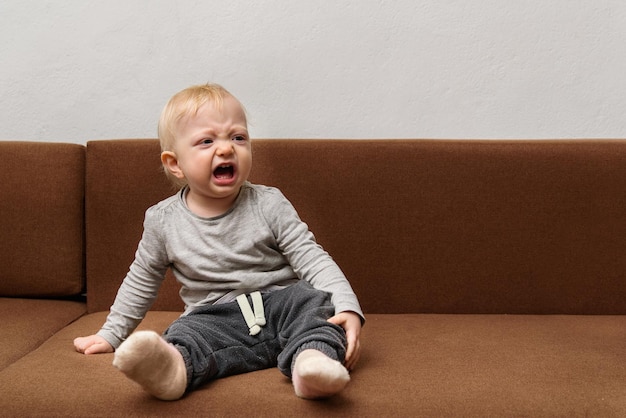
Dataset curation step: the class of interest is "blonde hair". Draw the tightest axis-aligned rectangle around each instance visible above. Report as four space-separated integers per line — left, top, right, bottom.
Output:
157 83 244 187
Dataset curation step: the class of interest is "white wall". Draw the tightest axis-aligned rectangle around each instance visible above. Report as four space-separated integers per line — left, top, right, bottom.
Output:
1 1 626 143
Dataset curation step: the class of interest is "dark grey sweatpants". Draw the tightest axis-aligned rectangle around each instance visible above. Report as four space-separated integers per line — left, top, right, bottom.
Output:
162 280 347 392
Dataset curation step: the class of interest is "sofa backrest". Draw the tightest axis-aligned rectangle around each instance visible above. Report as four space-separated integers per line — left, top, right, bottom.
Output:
85 140 182 312
0 141 85 298
85 139 626 315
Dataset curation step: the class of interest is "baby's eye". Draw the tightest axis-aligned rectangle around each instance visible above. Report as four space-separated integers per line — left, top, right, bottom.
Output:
233 135 247 142
201 138 214 145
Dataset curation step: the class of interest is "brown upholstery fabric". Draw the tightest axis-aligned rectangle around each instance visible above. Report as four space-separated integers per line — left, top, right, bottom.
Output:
0 141 85 297
1 312 625 417
4 138 626 416
85 139 626 315
250 139 626 314
0 298 86 371
85 139 183 313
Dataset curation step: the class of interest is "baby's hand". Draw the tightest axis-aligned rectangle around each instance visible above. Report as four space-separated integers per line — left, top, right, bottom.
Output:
327 311 362 371
74 335 114 355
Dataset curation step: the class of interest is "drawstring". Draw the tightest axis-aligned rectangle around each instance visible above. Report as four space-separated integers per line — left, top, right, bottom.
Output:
236 291 266 336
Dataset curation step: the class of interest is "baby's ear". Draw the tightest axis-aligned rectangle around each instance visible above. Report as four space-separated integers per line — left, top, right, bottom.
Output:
161 151 185 179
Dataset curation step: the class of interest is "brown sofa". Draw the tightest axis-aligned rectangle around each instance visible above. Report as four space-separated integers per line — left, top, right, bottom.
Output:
1 138 626 417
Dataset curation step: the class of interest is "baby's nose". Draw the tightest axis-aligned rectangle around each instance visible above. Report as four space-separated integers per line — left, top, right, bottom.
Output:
216 141 234 155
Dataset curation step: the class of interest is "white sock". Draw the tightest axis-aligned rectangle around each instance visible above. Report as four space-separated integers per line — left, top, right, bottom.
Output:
112 330 187 401
292 349 350 399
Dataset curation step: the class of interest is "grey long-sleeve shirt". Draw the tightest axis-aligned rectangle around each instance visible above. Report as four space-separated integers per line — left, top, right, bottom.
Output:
98 182 364 348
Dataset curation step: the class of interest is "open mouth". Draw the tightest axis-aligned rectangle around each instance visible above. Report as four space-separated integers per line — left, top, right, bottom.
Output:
213 164 235 180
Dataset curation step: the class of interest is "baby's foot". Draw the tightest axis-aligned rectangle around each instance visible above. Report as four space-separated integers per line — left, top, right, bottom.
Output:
292 349 350 399
113 330 187 401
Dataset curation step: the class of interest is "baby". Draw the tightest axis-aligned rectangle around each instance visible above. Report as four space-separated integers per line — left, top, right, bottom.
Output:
74 83 364 401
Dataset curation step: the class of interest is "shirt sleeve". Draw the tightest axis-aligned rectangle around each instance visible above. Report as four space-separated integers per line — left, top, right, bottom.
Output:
97 207 170 348
262 187 365 323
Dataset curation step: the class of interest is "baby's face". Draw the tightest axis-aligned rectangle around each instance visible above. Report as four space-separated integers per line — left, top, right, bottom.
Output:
171 96 252 215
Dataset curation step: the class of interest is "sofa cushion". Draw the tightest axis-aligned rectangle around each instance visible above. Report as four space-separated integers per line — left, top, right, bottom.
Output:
0 141 85 297
249 139 626 314
0 297 86 371
85 140 182 313
1 313 625 416
85 139 626 315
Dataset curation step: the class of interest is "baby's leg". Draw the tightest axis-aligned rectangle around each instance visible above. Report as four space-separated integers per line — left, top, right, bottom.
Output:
292 349 350 399
113 330 187 401
266 281 351 399
163 301 280 390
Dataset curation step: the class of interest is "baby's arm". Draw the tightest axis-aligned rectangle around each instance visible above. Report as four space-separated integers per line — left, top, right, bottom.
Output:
327 311 362 371
74 335 114 355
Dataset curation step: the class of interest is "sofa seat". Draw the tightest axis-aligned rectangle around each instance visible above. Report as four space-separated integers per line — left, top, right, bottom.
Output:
0 298 86 372
1 312 625 417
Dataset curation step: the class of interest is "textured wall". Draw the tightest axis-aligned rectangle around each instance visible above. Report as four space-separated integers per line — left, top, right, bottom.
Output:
1 1 626 143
